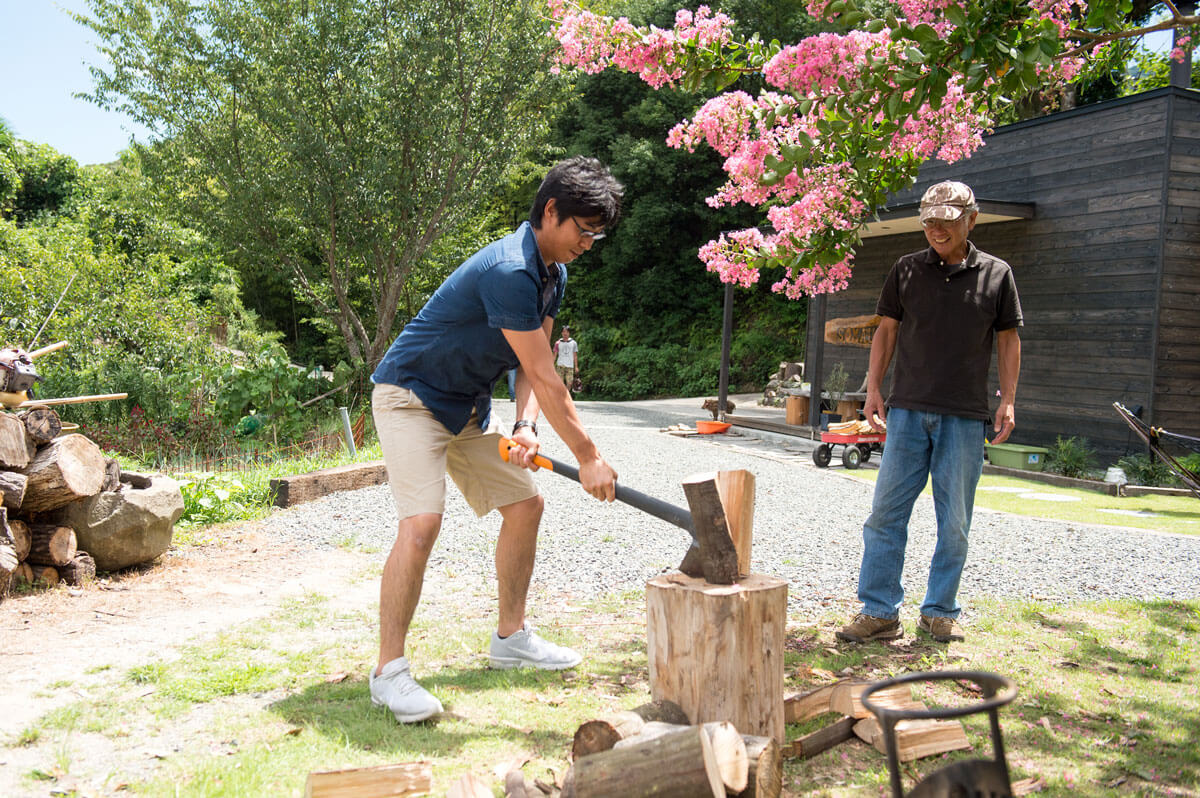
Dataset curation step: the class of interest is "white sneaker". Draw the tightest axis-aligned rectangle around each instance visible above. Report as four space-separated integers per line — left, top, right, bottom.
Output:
369 657 443 723
489 623 582 670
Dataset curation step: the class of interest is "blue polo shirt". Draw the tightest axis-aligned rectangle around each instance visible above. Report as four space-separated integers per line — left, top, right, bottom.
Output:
372 222 565 434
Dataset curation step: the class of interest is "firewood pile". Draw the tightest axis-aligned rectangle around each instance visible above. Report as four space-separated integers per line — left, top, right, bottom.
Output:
0 406 114 599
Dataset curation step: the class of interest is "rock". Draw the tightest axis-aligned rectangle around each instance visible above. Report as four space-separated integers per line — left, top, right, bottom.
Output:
49 472 184 571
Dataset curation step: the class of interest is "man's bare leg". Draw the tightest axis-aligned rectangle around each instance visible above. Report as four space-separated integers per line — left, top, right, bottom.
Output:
376 512 442 675
495 494 544 637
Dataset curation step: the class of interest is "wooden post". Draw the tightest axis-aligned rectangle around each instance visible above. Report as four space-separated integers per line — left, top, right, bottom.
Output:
646 572 788 742
784 395 809 426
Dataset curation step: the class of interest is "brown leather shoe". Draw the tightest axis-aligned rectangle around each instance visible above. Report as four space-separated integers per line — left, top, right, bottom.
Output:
836 613 903 643
919 614 965 642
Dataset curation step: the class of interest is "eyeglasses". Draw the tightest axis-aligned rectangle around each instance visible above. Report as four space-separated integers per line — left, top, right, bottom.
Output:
571 217 606 241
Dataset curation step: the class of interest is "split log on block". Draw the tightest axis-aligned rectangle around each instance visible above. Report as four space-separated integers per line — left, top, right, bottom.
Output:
101 458 121 493
303 761 433 798
60 551 97 586
715 469 754 576
571 699 689 759
741 734 783 798
562 726 727 798
677 473 740 585
20 434 106 513
0 470 27 509
851 715 971 762
830 680 914 719
786 716 856 759
18 407 62 446
8 517 30 561
26 524 77 567
647 572 787 742
446 773 493 798
30 564 59 588
614 721 748 794
0 412 30 470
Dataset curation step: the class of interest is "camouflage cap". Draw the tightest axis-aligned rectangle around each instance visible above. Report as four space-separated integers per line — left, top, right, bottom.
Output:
919 181 976 223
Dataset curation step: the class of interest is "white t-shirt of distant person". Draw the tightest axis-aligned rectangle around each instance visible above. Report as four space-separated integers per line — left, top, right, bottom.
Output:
555 338 578 368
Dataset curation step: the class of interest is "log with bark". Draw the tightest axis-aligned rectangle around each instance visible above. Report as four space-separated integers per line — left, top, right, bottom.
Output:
611 720 782 797
571 699 689 760
30 564 59 588
59 551 96 586
26 524 77 567
0 469 27 509
8 517 30 561
19 433 106 513
613 721 748 794
17 406 62 446
562 726 730 798
0 507 16 597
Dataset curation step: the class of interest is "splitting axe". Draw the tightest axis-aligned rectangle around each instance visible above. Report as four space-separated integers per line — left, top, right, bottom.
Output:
498 436 739 584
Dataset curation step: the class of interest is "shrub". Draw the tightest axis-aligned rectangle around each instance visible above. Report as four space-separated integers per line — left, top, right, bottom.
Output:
1047 435 1097 479
1117 452 1183 488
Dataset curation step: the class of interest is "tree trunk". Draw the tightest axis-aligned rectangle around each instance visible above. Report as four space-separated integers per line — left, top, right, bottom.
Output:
0 413 30 470
647 572 788 742
60 552 97 586
26 524 77 567
20 434 105 513
571 699 689 760
17 406 62 446
8 517 30 561
562 726 726 798
0 470 27 509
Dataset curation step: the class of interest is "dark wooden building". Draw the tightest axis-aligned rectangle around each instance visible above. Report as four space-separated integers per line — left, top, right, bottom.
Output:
815 86 1200 460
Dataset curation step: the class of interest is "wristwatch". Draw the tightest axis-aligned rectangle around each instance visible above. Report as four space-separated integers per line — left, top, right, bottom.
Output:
512 419 538 436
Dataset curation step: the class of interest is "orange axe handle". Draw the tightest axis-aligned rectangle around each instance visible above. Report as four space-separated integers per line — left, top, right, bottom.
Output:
498 436 695 536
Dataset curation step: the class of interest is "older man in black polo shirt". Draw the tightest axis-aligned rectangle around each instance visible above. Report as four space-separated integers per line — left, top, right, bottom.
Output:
837 181 1023 645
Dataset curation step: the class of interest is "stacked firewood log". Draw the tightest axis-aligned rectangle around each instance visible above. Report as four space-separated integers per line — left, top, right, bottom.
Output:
0 407 112 599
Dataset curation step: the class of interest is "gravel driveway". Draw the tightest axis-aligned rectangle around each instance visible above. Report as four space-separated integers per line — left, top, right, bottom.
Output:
261 395 1200 620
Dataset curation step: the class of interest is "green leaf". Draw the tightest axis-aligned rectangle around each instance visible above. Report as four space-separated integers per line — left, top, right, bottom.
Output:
944 4 968 27
904 47 926 64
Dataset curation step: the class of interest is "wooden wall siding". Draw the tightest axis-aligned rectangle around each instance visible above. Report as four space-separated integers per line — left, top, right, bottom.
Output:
821 90 1200 459
1154 93 1200 436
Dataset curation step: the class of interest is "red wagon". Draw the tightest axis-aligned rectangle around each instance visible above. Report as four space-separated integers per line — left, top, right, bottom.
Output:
813 430 886 469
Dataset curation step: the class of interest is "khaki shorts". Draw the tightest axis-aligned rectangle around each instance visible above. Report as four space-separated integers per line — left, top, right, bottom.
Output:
372 383 538 519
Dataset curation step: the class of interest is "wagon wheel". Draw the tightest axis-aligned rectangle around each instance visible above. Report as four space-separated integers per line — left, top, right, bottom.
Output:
858 444 872 463
843 445 862 469
813 444 832 468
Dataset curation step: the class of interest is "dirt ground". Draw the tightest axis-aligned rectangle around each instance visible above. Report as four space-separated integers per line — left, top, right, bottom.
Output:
0 520 381 797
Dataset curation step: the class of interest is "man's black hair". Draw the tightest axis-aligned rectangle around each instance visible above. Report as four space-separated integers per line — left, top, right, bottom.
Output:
530 156 623 230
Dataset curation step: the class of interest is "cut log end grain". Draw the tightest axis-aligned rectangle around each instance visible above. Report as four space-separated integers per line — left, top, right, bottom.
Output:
570 699 689 760
26 524 77 567
30 564 59 588
18 406 62 446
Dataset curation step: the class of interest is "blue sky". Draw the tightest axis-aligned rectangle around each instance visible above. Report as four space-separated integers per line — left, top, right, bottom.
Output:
0 1 1180 168
0 0 152 165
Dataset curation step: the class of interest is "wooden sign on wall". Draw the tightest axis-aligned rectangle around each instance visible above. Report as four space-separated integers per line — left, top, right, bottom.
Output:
824 314 882 348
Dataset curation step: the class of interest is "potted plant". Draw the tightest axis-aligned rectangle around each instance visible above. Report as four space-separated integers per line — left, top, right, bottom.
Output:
821 362 849 429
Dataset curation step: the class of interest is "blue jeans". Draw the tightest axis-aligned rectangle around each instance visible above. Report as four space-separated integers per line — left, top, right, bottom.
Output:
857 408 986 620
506 369 517 400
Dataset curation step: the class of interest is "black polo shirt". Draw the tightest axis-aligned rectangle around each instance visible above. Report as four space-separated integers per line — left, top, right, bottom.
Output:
876 242 1023 421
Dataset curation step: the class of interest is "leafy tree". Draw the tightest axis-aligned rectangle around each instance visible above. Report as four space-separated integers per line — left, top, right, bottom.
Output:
548 0 1200 293
0 119 19 215
78 0 569 366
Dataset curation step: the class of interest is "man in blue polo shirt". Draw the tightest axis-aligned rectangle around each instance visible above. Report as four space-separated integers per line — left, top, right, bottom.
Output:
368 157 624 723
837 180 1023 646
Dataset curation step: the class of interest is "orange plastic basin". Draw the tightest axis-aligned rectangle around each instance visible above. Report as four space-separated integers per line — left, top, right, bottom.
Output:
696 420 731 434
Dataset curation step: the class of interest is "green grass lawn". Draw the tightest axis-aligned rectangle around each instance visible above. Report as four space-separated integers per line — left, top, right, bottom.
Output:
11 589 1199 797
840 468 1200 537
